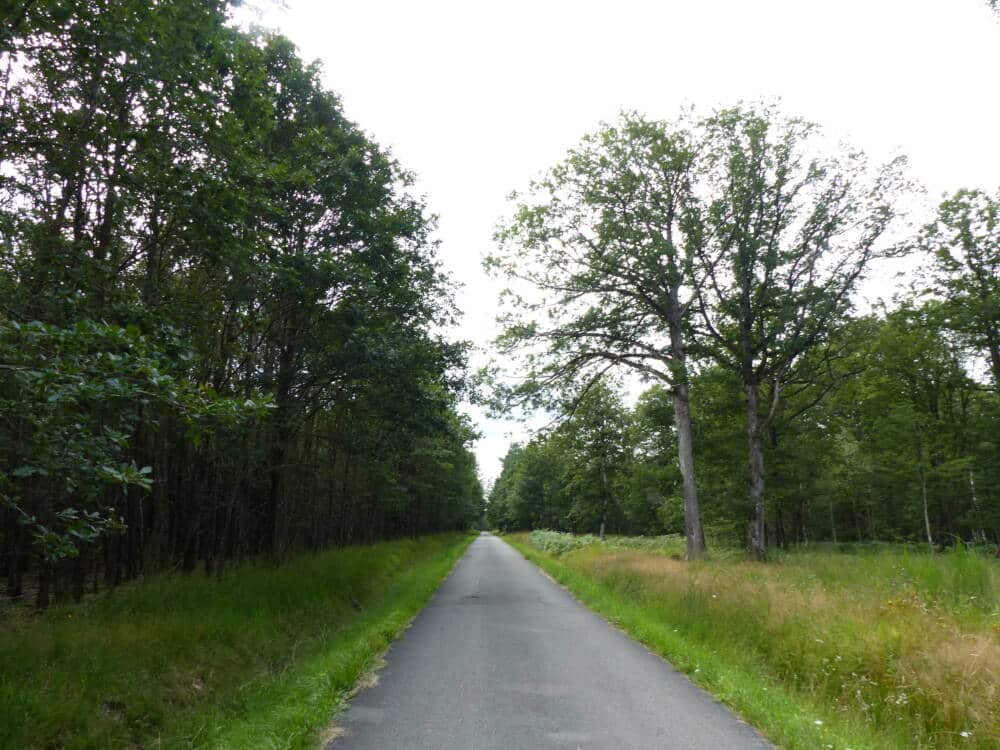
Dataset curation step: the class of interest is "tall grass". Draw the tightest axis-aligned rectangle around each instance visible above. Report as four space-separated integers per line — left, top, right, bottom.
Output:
513 532 999 750
528 529 688 556
0 533 473 749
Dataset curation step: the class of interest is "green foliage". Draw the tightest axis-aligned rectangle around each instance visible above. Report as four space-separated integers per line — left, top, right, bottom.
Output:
487 381 636 534
487 112 699 406
0 318 263 564
492 297 999 552
0 533 473 749
1 0 483 604
919 188 1000 389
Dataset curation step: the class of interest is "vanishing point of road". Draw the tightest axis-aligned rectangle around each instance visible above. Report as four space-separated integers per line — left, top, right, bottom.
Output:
330 533 771 749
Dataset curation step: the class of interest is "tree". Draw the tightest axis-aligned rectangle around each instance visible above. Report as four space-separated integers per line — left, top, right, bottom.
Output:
919 189 1000 390
686 105 907 559
555 381 631 538
489 113 708 558
627 385 682 534
0 319 264 606
818 306 995 547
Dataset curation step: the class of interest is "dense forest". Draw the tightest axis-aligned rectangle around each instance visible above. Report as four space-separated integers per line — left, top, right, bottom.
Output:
486 111 999 557
0 0 482 609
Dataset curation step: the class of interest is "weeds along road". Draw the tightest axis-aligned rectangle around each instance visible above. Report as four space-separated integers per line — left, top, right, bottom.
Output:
329 534 771 749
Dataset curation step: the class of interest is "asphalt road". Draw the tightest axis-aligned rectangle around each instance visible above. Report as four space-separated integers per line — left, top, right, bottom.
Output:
329 534 771 749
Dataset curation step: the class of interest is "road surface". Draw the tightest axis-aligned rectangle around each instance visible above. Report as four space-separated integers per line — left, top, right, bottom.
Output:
329 534 771 749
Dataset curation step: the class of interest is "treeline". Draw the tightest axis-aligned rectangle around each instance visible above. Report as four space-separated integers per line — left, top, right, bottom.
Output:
488 310 1000 546
487 110 999 557
0 0 482 609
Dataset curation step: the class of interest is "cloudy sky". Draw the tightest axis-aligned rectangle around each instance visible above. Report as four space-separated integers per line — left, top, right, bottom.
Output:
236 0 1000 485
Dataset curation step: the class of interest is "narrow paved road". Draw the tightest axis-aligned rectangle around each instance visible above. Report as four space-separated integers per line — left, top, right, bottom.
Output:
330 534 771 749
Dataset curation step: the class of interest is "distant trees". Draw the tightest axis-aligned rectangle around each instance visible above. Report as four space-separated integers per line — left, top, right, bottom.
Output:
489 105 998 556
919 189 1000 390
1 0 481 607
486 382 633 536
789 306 997 547
490 309 999 548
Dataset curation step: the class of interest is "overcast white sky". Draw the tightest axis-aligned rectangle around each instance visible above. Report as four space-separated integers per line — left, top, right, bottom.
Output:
236 0 1000 486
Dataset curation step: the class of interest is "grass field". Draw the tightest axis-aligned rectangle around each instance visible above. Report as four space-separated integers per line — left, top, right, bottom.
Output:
511 531 999 750
0 533 473 749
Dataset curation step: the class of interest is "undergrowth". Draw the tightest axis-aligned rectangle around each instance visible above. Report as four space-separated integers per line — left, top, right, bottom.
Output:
0 533 473 749
527 529 688 556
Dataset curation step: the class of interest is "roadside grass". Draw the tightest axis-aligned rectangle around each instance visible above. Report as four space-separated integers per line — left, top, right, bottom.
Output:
0 533 473 749
510 531 999 750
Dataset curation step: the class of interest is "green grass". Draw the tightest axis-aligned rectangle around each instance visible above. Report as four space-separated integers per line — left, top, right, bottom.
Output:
509 532 999 750
0 533 474 749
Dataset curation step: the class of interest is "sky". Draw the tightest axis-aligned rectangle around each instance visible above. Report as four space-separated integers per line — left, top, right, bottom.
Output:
234 0 1000 486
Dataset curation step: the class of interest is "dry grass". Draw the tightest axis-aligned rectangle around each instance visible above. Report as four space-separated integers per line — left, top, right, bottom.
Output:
525 535 1000 749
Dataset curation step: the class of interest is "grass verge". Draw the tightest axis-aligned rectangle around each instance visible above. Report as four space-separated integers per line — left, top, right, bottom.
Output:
508 532 998 750
0 533 474 749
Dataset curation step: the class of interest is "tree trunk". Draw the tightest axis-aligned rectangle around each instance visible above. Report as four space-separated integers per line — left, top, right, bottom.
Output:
969 469 986 543
6 518 23 599
830 497 838 544
666 281 706 560
745 382 766 561
35 564 51 610
599 454 609 542
919 460 934 555
265 430 289 555
983 321 1000 392
71 556 85 603
671 382 706 559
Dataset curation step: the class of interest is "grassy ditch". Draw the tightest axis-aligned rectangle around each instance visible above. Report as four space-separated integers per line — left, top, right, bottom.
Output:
509 531 999 750
0 533 473 749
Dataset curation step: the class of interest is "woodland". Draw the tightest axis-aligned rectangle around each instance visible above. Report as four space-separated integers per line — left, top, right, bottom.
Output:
0 0 482 610
485 111 1000 559
1 2 997 749
1 0 998 610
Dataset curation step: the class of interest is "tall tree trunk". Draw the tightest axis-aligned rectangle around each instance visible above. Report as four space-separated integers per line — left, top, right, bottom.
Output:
599 453 609 541
982 319 1000 392
35 563 51 610
666 283 706 560
745 382 766 561
70 556 85 603
6 515 23 599
672 383 706 558
266 438 286 554
919 453 934 555
968 469 986 543
830 497 838 544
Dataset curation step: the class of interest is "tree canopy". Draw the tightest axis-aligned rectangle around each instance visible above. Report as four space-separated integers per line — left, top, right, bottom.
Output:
488 105 998 558
1 0 482 608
